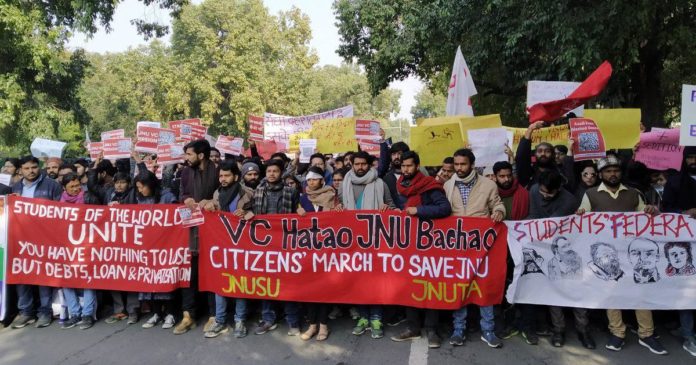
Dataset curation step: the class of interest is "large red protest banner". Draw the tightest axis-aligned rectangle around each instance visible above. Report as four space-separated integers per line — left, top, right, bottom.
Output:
199 211 507 309
6 196 191 292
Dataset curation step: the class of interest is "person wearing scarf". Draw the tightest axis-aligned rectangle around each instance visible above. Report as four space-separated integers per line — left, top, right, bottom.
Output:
200 161 253 339
251 159 301 337
492 161 529 220
391 152 451 349
59 173 97 330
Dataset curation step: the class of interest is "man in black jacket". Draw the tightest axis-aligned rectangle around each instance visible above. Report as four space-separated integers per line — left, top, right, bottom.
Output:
515 121 575 191
378 141 410 209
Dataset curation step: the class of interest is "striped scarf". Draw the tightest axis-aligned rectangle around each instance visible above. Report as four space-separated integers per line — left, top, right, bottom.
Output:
253 181 295 214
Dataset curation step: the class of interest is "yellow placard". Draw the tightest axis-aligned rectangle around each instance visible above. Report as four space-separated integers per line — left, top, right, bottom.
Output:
584 109 641 149
310 117 357 153
409 123 464 166
288 131 311 152
419 114 502 145
505 124 570 152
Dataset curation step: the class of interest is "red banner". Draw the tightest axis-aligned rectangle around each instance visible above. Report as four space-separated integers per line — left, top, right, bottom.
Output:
6 196 191 292
199 211 507 309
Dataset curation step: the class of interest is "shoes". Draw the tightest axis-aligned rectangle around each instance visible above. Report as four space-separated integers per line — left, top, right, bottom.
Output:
391 329 421 342
204 322 229 338
127 313 139 325
162 314 176 329
449 330 465 346
370 319 384 339
683 337 696 357
352 318 369 336
317 324 330 341
79 316 94 330
349 307 360 320
254 321 277 335
551 332 564 347
105 313 128 324
386 316 407 327
36 313 52 328
11 314 36 329
605 334 625 351
61 317 80 329
301 324 318 341
521 331 539 345
173 311 196 335
578 331 596 349
536 327 552 336
638 335 668 355
481 331 502 348
203 316 216 333
328 306 343 320
233 320 248 338
498 326 519 340
426 330 441 349
287 326 301 336
142 313 161 329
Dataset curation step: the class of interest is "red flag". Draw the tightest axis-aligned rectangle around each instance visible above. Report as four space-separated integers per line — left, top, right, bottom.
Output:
527 61 613 123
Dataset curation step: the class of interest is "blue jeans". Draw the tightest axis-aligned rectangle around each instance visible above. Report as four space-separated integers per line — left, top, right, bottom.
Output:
453 305 495 333
17 285 53 316
214 295 248 324
261 301 299 327
63 288 97 318
680 310 695 338
358 305 383 321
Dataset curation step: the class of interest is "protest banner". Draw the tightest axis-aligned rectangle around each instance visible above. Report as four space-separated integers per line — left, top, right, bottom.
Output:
358 138 381 157
299 139 317 163
264 105 354 150
584 109 641 149
135 126 177 153
87 142 103 160
0 197 7 320
355 119 382 139
168 119 205 142
215 135 244 156
310 117 357 154
156 144 185 166
504 124 570 152
410 123 464 166
635 128 683 171
418 114 502 146
176 206 205 228
137 121 161 129
527 81 583 116
506 213 696 309
248 115 265 142
5 196 191 292
288 131 311 152
467 128 509 167
198 211 507 309
101 129 125 141
102 138 132 160
680 85 696 146
30 138 67 158
569 118 606 161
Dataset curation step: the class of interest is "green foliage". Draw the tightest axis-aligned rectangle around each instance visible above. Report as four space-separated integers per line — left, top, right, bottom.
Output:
411 86 446 121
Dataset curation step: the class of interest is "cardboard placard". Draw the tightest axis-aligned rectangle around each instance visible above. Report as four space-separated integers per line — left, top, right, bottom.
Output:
570 118 606 161
215 135 244 156
156 144 185 166
30 138 67 158
102 138 132 160
135 126 176 153
101 129 125 141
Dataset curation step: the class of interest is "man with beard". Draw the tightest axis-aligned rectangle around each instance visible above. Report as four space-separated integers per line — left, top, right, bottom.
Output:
588 242 623 281
494 161 529 220
241 162 261 189
663 146 696 356
577 156 665 355
443 148 505 349
200 161 253 339
628 238 660 283
336 151 395 339
45 157 62 180
378 141 410 209
390 151 451 349
515 121 574 190
176 139 220 335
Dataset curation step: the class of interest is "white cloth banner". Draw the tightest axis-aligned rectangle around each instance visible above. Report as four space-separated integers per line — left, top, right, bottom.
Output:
506 212 696 310
679 84 696 146
446 46 477 116
263 105 354 150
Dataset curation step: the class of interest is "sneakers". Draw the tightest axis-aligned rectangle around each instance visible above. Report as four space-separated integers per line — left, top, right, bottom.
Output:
521 330 539 345
11 314 36 329
254 321 277 335
203 316 216 333
105 313 128 324
127 313 139 325
386 316 407 327
449 330 465 346
173 311 196 335
349 307 360 320
142 313 161 329
352 318 369 336
204 322 229 338
35 313 52 328
683 337 696 357
162 314 176 329
233 320 248 338
481 331 503 348
328 306 343 320
426 330 441 349
551 332 564 347
287 326 301 336
498 326 519 340
61 317 80 329
605 334 625 351
370 319 384 339
301 324 318 341
578 331 596 349
317 324 330 341
536 326 552 336
639 335 668 355
79 316 94 330
391 329 421 342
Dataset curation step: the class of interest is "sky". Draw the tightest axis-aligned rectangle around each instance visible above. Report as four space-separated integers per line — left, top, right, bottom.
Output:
67 0 424 122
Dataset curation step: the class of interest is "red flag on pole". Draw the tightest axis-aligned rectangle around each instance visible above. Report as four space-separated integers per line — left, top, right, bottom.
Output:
527 61 613 123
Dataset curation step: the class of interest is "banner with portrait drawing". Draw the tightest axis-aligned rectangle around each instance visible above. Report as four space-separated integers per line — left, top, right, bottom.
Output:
506 212 696 309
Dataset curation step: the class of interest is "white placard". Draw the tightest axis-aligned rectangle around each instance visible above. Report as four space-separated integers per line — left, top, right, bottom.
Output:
137 121 161 129
527 81 584 116
467 128 508 167
30 138 66 158
679 84 696 146
299 139 317 164
0 174 11 187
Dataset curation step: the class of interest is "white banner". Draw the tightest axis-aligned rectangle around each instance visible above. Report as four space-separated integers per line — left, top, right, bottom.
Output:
506 212 696 310
467 127 508 167
680 84 696 146
263 105 354 150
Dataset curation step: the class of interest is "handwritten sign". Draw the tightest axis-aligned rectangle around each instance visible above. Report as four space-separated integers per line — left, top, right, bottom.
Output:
410 123 464 166
311 117 357 154
467 128 509 167
505 125 570 152
636 128 683 171
264 105 354 150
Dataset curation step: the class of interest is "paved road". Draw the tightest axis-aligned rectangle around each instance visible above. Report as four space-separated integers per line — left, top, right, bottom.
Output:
0 313 691 365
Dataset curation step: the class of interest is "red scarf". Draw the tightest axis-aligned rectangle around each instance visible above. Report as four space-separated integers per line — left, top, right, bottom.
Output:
497 179 529 220
397 172 444 208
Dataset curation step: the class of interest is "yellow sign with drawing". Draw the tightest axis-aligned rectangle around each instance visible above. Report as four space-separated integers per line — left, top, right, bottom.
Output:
409 123 464 166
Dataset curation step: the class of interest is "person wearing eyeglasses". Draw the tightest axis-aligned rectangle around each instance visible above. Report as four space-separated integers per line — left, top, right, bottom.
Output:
574 162 599 204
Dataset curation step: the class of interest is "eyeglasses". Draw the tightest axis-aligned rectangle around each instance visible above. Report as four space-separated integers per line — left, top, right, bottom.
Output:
582 173 597 177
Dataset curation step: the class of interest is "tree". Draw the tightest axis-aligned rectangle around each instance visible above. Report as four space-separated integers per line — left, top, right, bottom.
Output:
411 86 446 121
334 0 696 127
